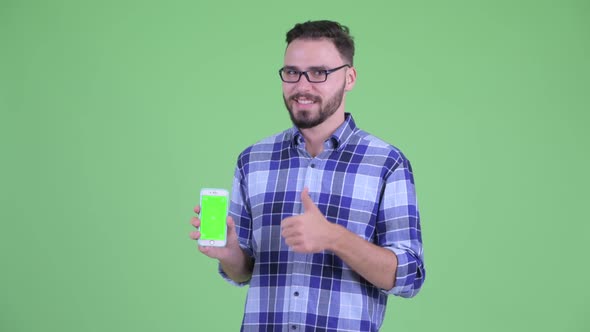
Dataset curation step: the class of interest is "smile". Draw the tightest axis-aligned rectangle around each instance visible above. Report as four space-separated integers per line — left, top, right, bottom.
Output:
296 98 315 105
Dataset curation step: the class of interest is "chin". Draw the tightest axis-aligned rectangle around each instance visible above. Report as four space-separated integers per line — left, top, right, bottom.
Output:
293 109 316 121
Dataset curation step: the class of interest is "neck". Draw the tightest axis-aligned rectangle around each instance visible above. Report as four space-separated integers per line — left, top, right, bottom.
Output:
300 111 345 157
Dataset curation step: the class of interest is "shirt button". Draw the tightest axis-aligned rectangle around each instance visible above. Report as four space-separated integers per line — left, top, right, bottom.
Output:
291 325 297 330
310 163 315 168
294 291 299 297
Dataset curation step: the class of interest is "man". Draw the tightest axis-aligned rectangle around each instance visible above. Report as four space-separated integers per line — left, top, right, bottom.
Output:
191 20 425 331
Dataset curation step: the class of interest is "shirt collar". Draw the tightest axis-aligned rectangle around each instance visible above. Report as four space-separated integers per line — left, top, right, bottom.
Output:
290 113 358 150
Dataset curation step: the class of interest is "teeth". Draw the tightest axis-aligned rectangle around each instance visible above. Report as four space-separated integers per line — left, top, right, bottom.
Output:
297 99 314 104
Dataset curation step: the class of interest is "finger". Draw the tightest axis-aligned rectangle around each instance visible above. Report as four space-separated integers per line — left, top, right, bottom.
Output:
227 215 235 231
281 227 290 239
189 231 201 240
225 216 236 239
194 205 201 214
281 224 300 239
284 236 302 248
284 237 292 247
280 216 296 229
281 230 297 241
301 188 318 212
191 216 201 228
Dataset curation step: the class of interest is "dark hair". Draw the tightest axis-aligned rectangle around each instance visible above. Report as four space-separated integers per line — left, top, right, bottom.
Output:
286 20 355 65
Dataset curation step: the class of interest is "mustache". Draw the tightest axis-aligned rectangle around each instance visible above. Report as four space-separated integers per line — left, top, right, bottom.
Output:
290 93 321 102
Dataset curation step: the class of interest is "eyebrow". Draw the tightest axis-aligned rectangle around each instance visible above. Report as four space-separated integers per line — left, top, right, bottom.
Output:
283 65 329 71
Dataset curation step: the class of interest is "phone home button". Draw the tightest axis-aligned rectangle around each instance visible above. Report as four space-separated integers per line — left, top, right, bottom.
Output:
210 240 215 245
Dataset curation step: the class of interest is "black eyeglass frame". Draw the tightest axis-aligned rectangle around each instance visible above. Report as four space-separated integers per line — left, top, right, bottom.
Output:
278 64 351 83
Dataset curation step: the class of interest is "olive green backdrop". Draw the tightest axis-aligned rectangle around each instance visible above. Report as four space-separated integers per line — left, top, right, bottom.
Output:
1 0 588 331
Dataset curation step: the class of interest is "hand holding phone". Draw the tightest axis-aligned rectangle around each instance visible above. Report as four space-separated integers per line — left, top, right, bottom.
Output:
197 188 229 247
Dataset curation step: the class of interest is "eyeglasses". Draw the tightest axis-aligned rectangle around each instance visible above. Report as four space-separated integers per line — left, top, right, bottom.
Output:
278 64 351 83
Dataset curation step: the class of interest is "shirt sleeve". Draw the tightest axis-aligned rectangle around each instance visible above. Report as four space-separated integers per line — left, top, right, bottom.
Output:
376 156 425 298
217 164 255 287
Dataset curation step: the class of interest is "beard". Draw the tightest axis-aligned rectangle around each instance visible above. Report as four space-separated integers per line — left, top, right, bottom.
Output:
283 83 346 129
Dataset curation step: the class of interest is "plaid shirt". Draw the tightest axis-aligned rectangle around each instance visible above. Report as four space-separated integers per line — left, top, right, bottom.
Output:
221 113 425 331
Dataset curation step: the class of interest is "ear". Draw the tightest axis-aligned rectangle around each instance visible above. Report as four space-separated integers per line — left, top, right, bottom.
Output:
344 66 357 92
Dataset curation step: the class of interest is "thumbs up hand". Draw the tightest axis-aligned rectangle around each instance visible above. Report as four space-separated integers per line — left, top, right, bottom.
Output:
281 188 336 253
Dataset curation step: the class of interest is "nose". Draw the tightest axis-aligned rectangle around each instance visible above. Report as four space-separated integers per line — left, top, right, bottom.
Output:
293 73 314 91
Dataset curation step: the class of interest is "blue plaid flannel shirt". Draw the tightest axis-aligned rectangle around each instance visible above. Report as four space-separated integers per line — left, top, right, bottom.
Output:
220 113 425 331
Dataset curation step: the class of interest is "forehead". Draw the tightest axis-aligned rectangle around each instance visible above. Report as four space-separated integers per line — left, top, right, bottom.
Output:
284 38 344 67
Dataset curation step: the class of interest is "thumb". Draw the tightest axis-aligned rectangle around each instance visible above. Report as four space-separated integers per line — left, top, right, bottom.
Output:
301 188 318 212
227 216 236 234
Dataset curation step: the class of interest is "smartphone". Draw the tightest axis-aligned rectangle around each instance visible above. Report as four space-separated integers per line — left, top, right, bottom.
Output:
198 188 229 247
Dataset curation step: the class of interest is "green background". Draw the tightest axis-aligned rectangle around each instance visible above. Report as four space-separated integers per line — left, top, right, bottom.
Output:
1 0 589 331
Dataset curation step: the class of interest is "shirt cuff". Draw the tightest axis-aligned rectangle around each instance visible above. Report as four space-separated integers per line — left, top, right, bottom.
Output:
382 247 424 298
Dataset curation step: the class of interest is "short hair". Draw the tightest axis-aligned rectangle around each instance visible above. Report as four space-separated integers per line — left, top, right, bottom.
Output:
286 20 355 65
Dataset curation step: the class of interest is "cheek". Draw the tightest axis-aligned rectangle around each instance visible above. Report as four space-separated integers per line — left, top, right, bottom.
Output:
282 83 293 96
320 86 338 99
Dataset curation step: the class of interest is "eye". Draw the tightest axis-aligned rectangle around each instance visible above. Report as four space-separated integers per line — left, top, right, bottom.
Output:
285 69 299 76
310 70 327 79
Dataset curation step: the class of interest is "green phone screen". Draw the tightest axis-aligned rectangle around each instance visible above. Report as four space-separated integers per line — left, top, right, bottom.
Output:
200 195 227 240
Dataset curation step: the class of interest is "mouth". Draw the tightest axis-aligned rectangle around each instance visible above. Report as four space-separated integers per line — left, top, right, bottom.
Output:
295 98 315 105
291 94 319 106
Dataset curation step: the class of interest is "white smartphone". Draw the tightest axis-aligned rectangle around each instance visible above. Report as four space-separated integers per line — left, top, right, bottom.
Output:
198 188 229 247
